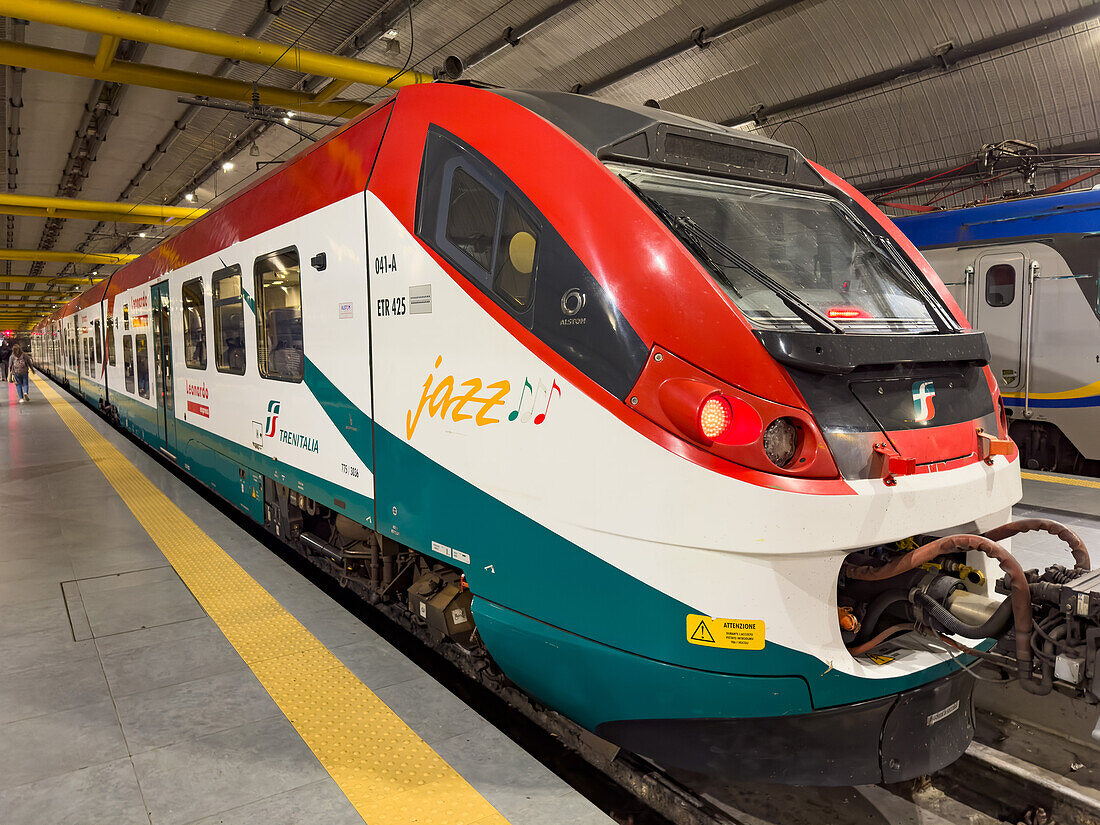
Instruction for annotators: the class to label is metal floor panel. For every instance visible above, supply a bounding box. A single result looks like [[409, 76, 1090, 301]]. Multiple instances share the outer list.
[[0, 377, 613, 825]]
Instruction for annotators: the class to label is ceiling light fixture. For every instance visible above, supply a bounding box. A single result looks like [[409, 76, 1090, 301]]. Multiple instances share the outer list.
[[222, 161, 234, 172], [184, 192, 195, 202]]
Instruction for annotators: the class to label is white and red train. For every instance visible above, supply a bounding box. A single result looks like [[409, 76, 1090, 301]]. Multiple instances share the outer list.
[[32, 83, 1094, 784]]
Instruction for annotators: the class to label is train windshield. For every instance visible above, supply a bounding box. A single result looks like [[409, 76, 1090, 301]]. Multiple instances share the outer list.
[[618, 165, 953, 334]]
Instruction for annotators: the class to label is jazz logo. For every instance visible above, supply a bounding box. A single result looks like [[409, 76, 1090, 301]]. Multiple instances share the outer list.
[[265, 400, 281, 438], [407, 356, 561, 440], [912, 380, 936, 423]]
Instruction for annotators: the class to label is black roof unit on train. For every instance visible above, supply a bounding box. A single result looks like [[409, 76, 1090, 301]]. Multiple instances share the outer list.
[[493, 89, 825, 189]]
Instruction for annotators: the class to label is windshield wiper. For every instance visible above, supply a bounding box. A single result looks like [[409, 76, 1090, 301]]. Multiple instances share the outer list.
[[619, 177, 743, 299], [621, 176, 842, 334], [828, 203, 958, 333]]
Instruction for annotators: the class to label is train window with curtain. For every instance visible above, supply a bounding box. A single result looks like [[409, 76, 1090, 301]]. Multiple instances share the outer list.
[[212, 265, 246, 375], [123, 334, 134, 392], [106, 316, 116, 366], [985, 264, 1016, 307], [94, 319, 103, 364], [182, 277, 207, 370], [135, 333, 149, 398], [253, 248, 304, 383]]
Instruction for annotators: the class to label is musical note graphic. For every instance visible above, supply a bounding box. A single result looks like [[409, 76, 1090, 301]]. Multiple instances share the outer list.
[[534, 380, 561, 425], [508, 378, 533, 422]]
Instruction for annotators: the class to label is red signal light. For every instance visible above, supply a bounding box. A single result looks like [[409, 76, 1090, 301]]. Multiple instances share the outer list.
[[658, 378, 762, 446], [699, 395, 732, 440], [826, 306, 870, 319]]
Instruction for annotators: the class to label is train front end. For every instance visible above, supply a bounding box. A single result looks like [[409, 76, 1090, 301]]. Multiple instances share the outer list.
[[379, 86, 1093, 787]]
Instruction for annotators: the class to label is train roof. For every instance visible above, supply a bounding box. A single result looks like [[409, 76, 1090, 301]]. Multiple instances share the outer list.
[[893, 187, 1100, 247], [491, 89, 822, 188], [33, 83, 818, 332]]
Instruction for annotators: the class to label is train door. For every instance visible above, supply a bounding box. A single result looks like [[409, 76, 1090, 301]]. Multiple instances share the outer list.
[[151, 281, 177, 455], [973, 251, 1026, 389]]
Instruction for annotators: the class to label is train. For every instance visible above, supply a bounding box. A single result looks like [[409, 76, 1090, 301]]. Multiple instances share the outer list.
[[30, 82, 1096, 786], [894, 190, 1100, 476]]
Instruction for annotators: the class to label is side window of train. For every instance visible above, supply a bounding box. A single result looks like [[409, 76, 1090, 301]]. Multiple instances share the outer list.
[[254, 248, 304, 383], [416, 126, 648, 398], [212, 265, 246, 375], [985, 263, 1016, 307], [182, 277, 207, 370], [135, 334, 150, 398], [123, 334, 135, 392], [106, 317, 116, 366], [417, 128, 541, 316], [94, 319, 103, 364]]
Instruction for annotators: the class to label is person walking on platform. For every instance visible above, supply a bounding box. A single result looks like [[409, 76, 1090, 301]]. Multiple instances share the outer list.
[[0, 338, 10, 382], [9, 344, 31, 403]]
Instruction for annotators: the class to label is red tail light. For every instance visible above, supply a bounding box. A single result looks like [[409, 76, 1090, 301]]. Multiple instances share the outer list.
[[699, 396, 731, 440], [629, 348, 839, 478], [657, 378, 762, 446]]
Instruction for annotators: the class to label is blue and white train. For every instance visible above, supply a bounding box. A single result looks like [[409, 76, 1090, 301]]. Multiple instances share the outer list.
[[895, 190, 1100, 476]]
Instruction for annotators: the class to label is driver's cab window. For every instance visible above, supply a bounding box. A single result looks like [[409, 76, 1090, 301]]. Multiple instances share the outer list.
[[415, 126, 648, 400], [422, 130, 540, 316]]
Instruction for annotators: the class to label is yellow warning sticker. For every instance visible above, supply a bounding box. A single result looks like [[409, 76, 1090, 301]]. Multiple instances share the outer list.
[[686, 614, 765, 650], [866, 654, 895, 666]]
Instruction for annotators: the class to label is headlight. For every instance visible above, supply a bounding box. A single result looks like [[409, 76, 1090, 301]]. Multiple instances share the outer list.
[[763, 418, 799, 467]]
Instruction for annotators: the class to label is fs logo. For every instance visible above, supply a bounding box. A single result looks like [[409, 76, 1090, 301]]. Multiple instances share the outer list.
[[264, 400, 280, 438], [912, 381, 937, 423]]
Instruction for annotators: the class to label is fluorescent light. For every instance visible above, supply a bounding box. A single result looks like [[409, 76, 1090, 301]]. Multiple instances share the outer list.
[[222, 161, 234, 172], [184, 192, 194, 202]]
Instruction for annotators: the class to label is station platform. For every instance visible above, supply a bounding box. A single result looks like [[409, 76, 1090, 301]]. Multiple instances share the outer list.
[[0, 376, 613, 825]]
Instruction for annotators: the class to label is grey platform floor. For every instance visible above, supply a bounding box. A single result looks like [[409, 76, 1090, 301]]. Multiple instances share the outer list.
[[0, 379, 612, 825]]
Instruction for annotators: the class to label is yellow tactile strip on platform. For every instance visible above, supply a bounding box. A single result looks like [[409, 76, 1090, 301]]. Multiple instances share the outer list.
[[1021, 471, 1100, 490], [33, 377, 508, 825]]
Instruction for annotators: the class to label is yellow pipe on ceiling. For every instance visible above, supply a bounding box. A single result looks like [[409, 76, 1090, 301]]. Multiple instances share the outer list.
[[0, 276, 105, 285], [93, 34, 119, 72], [0, 0, 432, 89], [0, 41, 370, 120], [0, 250, 139, 265], [0, 289, 80, 296], [1, 205, 194, 226], [0, 193, 205, 220]]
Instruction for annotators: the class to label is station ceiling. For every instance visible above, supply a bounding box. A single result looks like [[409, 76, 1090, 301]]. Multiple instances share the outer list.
[[2, 0, 1098, 328]]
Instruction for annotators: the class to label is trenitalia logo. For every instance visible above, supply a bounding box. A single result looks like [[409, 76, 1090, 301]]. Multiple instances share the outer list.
[[912, 381, 937, 423], [265, 400, 280, 438]]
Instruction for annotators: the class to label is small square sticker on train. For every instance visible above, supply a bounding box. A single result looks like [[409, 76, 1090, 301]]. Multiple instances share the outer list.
[[338, 301, 354, 319], [686, 615, 765, 650]]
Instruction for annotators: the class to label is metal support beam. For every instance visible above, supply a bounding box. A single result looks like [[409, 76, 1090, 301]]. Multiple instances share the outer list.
[[723, 2, 1100, 127], [577, 0, 807, 95], [93, 34, 119, 71], [311, 78, 353, 104], [465, 0, 584, 70], [0, 41, 371, 119], [0, 0, 432, 88], [0, 250, 138, 265]]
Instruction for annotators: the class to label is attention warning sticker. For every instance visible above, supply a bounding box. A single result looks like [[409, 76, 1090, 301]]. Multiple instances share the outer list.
[[686, 614, 765, 650]]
